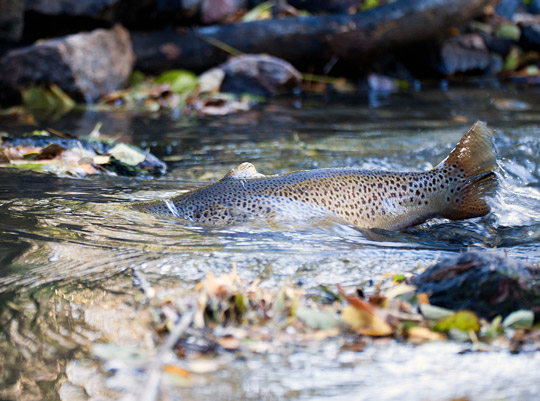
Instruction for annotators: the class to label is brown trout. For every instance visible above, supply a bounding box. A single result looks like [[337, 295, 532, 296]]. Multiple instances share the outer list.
[[135, 121, 497, 230]]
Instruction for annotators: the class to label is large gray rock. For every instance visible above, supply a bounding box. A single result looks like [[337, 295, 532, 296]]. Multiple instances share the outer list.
[[0, 25, 134, 103], [218, 54, 302, 97], [438, 34, 494, 75]]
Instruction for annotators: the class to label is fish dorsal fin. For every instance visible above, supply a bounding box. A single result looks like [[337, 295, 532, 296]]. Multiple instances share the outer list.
[[223, 162, 265, 180], [436, 121, 496, 177]]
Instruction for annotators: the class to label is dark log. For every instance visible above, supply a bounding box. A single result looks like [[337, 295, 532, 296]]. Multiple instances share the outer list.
[[132, 0, 498, 74], [0, 0, 24, 42]]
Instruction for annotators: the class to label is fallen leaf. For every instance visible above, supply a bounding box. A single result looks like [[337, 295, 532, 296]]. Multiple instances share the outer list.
[[155, 70, 199, 95], [495, 23, 521, 41], [198, 68, 225, 94], [188, 359, 220, 374], [502, 310, 534, 329], [420, 304, 454, 320], [417, 293, 430, 305], [242, 1, 273, 22], [384, 283, 416, 299], [408, 326, 445, 342], [108, 143, 146, 166], [341, 305, 393, 336], [93, 155, 111, 165], [434, 310, 480, 333], [296, 307, 338, 330], [164, 364, 191, 378], [217, 336, 241, 350]]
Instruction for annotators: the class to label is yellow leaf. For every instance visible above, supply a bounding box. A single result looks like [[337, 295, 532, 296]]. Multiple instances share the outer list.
[[341, 305, 393, 336]]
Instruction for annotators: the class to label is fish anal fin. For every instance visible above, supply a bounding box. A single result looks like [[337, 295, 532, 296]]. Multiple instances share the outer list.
[[223, 162, 265, 179], [441, 172, 497, 220]]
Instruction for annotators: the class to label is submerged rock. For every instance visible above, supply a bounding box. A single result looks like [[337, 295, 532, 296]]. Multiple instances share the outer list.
[[0, 25, 134, 103], [438, 34, 496, 75], [411, 252, 540, 319], [218, 54, 302, 97]]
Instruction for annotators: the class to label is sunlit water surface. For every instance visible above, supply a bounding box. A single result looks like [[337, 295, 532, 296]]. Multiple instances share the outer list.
[[1, 84, 540, 400]]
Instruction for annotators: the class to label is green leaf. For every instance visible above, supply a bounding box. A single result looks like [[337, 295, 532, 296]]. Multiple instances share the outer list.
[[235, 293, 246, 316], [433, 310, 480, 333], [360, 0, 380, 11], [526, 65, 540, 76], [21, 84, 75, 120], [4, 163, 55, 172], [447, 328, 470, 342], [129, 70, 145, 87], [31, 130, 50, 137], [108, 143, 146, 166], [481, 315, 503, 339], [296, 307, 337, 330], [503, 47, 520, 71], [502, 309, 534, 329], [242, 1, 273, 22], [495, 23, 521, 41], [155, 70, 199, 95], [420, 304, 454, 320]]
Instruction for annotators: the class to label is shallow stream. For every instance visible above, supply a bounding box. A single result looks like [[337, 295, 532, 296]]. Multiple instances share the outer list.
[[1, 84, 540, 400]]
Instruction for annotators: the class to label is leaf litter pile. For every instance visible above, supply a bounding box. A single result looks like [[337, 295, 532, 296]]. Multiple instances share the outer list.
[[90, 263, 540, 396], [0, 128, 166, 177]]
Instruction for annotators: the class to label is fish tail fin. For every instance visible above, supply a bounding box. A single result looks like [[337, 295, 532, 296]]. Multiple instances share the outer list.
[[436, 121, 498, 220]]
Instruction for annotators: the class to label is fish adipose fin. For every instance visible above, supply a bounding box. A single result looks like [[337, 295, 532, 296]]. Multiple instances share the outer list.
[[223, 162, 265, 179], [437, 121, 498, 220]]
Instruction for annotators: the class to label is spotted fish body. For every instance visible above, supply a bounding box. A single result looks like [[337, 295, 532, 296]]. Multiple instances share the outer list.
[[136, 121, 497, 230]]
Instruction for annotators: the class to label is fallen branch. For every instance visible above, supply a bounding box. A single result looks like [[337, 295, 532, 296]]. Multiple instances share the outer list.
[[140, 309, 194, 401], [132, 0, 498, 74]]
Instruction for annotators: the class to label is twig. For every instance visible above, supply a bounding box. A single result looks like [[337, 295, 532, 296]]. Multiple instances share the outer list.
[[132, 268, 156, 301], [140, 309, 195, 401], [196, 34, 243, 57]]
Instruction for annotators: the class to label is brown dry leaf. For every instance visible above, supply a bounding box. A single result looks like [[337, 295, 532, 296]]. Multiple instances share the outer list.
[[164, 364, 191, 378], [338, 286, 393, 336], [36, 144, 65, 160], [216, 336, 241, 350], [341, 305, 393, 336], [451, 115, 469, 123], [417, 293, 430, 305], [100, 89, 131, 104], [0, 149, 10, 162]]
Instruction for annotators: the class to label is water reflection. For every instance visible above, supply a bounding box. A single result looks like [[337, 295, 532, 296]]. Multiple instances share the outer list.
[[1, 85, 540, 400]]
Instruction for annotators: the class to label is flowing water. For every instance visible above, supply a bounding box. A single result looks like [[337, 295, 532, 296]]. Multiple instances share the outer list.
[[1, 83, 540, 400]]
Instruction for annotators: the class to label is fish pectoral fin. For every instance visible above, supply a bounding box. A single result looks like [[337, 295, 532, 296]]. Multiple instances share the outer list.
[[223, 162, 265, 180]]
